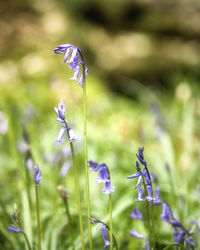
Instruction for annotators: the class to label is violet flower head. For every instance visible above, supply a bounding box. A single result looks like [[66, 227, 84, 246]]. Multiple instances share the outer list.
[[130, 230, 145, 239], [89, 218, 111, 248], [136, 147, 147, 166], [161, 202, 171, 222], [153, 186, 162, 206], [169, 218, 183, 228], [136, 185, 145, 201], [102, 180, 115, 195], [33, 165, 41, 186], [54, 44, 88, 88], [96, 163, 110, 183], [146, 185, 154, 201], [128, 208, 143, 220], [55, 99, 66, 123], [101, 225, 110, 248], [8, 226, 23, 233], [88, 160, 100, 172]]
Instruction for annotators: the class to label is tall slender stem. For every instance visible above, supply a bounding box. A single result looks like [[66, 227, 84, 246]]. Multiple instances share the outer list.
[[69, 142, 85, 250], [35, 186, 41, 250], [64, 199, 75, 250], [82, 54, 93, 250], [109, 195, 113, 250], [23, 232, 32, 250]]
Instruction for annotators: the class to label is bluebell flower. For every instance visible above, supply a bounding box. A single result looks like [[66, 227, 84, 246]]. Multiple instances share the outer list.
[[88, 160, 100, 172], [89, 161, 115, 195], [185, 237, 195, 248], [136, 147, 147, 166], [102, 180, 115, 194], [128, 208, 143, 220], [169, 218, 183, 228], [160, 202, 171, 222], [96, 163, 110, 183], [153, 186, 162, 206], [55, 99, 77, 144], [89, 218, 111, 248], [101, 225, 110, 248], [146, 185, 154, 201], [33, 165, 41, 186], [8, 226, 23, 233], [127, 172, 143, 189], [54, 44, 88, 88], [136, 186, 145, 201], [130, 230, 145, 239]]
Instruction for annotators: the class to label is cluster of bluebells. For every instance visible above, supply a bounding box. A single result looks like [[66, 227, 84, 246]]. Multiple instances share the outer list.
[[89, 218, 111, 248], [88, 160, 115, 194], [55, 99, 77, 144], [54, 44, 88, 88], [127, 147, 160, 203], [161, 202, 195, 248]]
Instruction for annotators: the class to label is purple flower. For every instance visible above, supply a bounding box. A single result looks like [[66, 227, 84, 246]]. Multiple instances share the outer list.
[[54, 44, 88, 88], [169, 218, 183, 228], [160, 202, 171, 222], [143, 169, 151, 185], [55, 99, 66, 123], [136, 186, 145, 201], [185, 237, 195, 248], [136, 147, 147, 166], [128, 208, 143, 220], [145, 241, 150, 250], [130, 230, 145, 239], [33, 165, 41, 186], [8, 226, 23, 233], [101, 225, 110, 248], [96, 163, 110, 183], [127, 172, 143, 189], [88, 160, 100, 172], [89, 218, 111, 248], [153, 186, 162, 206], [102, 180, 115, 195], [55, 100, 77, 144], [175, 230, 186, 243], [146, 185, 154, 201]]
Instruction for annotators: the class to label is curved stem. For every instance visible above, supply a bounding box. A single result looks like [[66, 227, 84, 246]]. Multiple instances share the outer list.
[[35, 186, 41, 250], [23, 232, 32, 250], [109, 195, 113, 250]]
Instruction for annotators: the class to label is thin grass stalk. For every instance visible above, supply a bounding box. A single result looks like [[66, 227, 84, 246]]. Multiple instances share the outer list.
[[109, 195, 113, 250], [23, 232, 32, 250], [64, 121, 85, 249], [151, 200, 156, 250], [64, 198, 75, 250], [35, 185, 41, 250], [81, 54, 93, 250]]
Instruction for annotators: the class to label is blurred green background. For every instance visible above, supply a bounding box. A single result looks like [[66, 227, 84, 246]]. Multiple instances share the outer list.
[[0, 0, 200, 249]]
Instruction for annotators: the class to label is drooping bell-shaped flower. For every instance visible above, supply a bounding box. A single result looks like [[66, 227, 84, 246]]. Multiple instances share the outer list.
[[128, 208, 143, 220], [136, 186, 145, 201], [96, 163, 110, 183], [101, 225, 110, 248], [102, 180, 115, 194]]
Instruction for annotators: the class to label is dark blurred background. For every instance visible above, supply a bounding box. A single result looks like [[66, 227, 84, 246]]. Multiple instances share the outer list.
[[1, 0, 200, 96]]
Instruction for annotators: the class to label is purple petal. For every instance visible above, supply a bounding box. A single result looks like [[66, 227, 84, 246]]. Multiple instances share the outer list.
[[101, 225, 110, 248], [127, 173, 140, 179], [130, 230, 145, 239], [102, 180, 115, 194], [97, 164, 109, 183], [64, 48, 71, 63], [8, 226, 23, 233], [135, 174, 142, 189], [128, 208, 143, 220], [56, 127, 67, 144], [88, 160, 100, 172]]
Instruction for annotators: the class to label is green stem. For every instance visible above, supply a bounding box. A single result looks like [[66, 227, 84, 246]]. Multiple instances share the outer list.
[[109, 195, 113, 250], [83, 65, 92, 250], [64, 199, 75, 250], [35, 185, 41, 250], [151, 200, 156, 250], [23, 232, 32, 250]]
